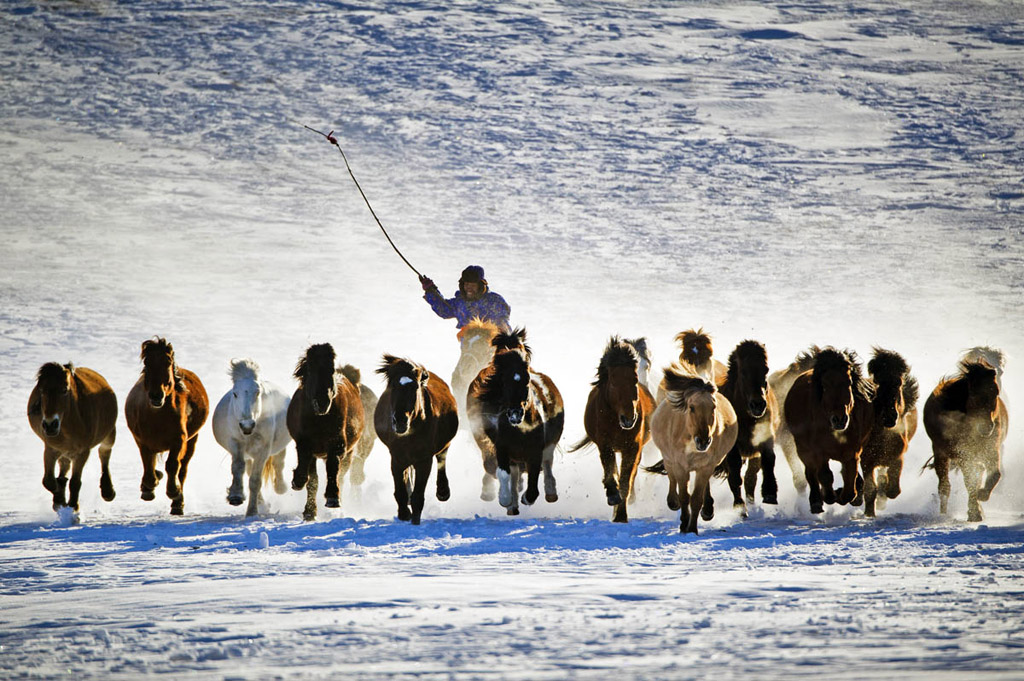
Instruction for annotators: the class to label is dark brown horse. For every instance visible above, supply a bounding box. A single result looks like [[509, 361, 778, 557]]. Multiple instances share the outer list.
[[923, 358, 1008, 522], [287, 343, 365, 521], [570, 337, 655, 523], [784, 347, 873, 514], [375, 355, 459, 524], [861, 348, 919, 517], [28, 363, 117, 512], [467, 328, 564, 515], [125, 338, 209, 515], [706, 340, 780, 519]]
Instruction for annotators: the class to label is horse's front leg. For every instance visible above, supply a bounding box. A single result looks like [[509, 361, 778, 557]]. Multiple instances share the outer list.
[[882, 455, 903, 501], [98, 427, 116, 502], [410, 456, 433, 525], [435, 446, 451, 502], [933, 448, 951, 515], [245, 450, 268, 518], [323, 443, 345, 508], [724, 446, 744, 512], [542, 444, 558, 503], [677, 470, 692, 534], [818, 461, 837, 505], [837, 456, 860, 506], [521, 451, 542, 507], [963, 460, 984, 522], [803, 459, 824, 514], [479, 438, 498, 502], [688, 473, 712, 535], [496, 449, 514, 510], [291, 440, 313, 491], [227, 441, 247, 507], [164, 432, 188, 500], [66, 452, 88, 512], [757, 443, 777, 505], [41, 446, 63, 509], [170, 436, 198, 515], [613, 445, 639, 523], [862, 463, 878, 518], [598, 445, 621, 506], [391, 457, 412, 521], [303, 458, 318, 521], [666, 467, 680, 511]]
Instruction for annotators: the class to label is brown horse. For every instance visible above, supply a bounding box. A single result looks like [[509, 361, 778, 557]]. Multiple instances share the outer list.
[[861, 348, 919, 517], [125, 338, 209, 515], [338, 363, 379, 497], [649, 366, 738, 534], [769, 346, 821, 494], [923, 358, 1008, 522], [570, 337, 655, 523], [656, 328, 727, 402], [287, 343, 365, 521], [707, 340, 780, 519], [467, 328, 564, 515], [28, 363, 117, 512], [452, 317, 502, 418], [375, 355, 459, 524], [784, 347, 873, 514]]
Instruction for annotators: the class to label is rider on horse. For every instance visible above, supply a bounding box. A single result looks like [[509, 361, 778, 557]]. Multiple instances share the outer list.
[[420, 265, 511, 333]]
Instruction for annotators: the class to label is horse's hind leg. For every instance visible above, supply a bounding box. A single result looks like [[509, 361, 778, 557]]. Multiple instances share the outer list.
[[271, 449, 288, 495], [818, 463, 837, 505], [435, 447, 451, 502], [303, 459, 319, 521], [977, 452, 1001, 503], [98, 427, 115, 502], [410, 457, 433, 525], [863, 464, 878, 518], [777, 425, 806, 494], [542, 445, 558, 504]]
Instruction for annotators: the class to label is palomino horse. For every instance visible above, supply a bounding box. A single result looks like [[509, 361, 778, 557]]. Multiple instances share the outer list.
[[861, 348, 918, 517], [707, 340, 780, 519], [212, 359, 291, 517], [784, 347, 873, 514], [28, 362, 117, 512], [923, 358, 1008, 522], [768, 346, 820, 494], [375, 355, 459, 524], [649, 366, 738, 534], [338, 363, 379, 497], [125, 338, 209, 515], [287, 343, 365, 521], [467, 328, 563, 515], [656, 329, 727, 402], [452, 317, 502, 418], [570, 336, 655, 523]]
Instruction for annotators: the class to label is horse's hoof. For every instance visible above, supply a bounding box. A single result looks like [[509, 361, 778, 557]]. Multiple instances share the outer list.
[[612, 514, 628, 524], [170, 506, 184, 516], [166, 483, 181, 500], [101, 486, 116, 502], [668, 500, 680, 512], [734, 504, 748, 519], [274, 481, 288, 495], [810, 503, 824, 514], [701, 508, 714, 522], [436, 487, 451, 502], [227, 494, 244, 506], [411, 516, 421, 526], [302, 511, 316, 522], [977, 489, 992, 502], [606, 491, 622, 506], [762, 494, 778, 505], [481, 489, 496, 502], [545, 493, 558, 503], [141, 489, 155, 502], [865, 508, 876, 518], [324, 497, 340, 508], [521, 491, 538, 506], [155, 470, 164, 481], [507, 507, 520, 516], [291, 479, 305, 492], [397, 507, 412, 521]]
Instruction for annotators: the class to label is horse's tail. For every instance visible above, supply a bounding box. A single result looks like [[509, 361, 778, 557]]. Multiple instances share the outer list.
[[643, 459, 667, 475], [263, 457, 277, 488], [568, 435, 593, 453], [713, 458, 730, 479], [339, 363, 361, 385]]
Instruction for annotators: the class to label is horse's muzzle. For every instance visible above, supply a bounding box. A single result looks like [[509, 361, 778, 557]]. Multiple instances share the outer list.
[[148, 393, 165, 408], [881, 410, 899, 429], [694, 435, 712, 452], [239, 421, 256, 436], [619, 413, 638, 430], [393, 415, 410, 436], [42, 417, 61, 437], [311, 400, 330, 417], [830, 414, 850, 431], [748, 398, 768, 419], [507, 409, 524, 426]]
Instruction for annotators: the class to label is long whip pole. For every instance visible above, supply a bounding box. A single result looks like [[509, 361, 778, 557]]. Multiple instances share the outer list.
[[304, 125, 423, 278]]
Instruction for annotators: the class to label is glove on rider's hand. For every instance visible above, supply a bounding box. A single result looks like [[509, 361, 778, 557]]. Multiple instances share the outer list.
[[419, 275, 436, 292]]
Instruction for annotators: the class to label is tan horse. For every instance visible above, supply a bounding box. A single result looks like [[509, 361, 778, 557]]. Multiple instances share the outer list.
[[452, 317, 502, 418], [923, 359, 1008, 522], [656, 329, 727, 403], [125, 338, 209, 515], [650, 366, 738, 534], [28, 362, 117, 512]]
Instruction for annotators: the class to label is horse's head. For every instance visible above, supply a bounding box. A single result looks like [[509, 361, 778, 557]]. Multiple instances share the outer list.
[[812, 348, 870, 432], [676, 329, 713, 368], [728, 340, 770, 418], [294, 343, 337, 417], [664, 367, 718, 452], [491, 327, 532, 362], [140, 337, 180, 409], [962, 361, 1000, 436], [596, 337, 641, 430], [377, 355, 429, 436], [229, 359, 263, 435], [34, 362, 74, 437], [490, 350, 533, 427], [868, 349, 917, 429]]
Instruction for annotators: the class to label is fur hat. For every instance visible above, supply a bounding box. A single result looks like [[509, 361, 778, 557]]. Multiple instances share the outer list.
[[459, 265, 488, 296]]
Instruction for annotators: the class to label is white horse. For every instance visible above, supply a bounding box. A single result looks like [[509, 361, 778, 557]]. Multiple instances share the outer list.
[[212, 359, 291, 517]]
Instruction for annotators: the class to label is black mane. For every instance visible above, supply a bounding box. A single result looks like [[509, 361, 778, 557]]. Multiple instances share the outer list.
[[294, 343, 336, 383], [936, 361, 998, 412], [812, 347, 874, 402], [491, 327, 531, 362], [724, 340, 767, 389], [593, 336, 639, 387], [868, 348, 919, 407]]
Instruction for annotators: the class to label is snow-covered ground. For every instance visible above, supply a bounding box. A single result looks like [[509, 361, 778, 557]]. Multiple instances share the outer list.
[[2, 1, 1023, 678]]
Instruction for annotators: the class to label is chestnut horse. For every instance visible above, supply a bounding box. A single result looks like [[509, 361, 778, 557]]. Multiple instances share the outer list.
[[570, 336, 655, 523], [467, 328, 564, 515], [338, 363, 379, 497], [287, 343, 364, 521], [125, 338, 209, 515], [375, 355, 459, 524], [452, 317, 502, 418], [707, 340, 780, 519], [649, 366, 738, 534], [28, 363, 117, 512], [784, 347, 873, 514], [212, 359, 291, 517], [923, 358, 1008, 522], [656, 329, 727, 402], [768, 346, 820, 494], [861, 348, 919, 517]]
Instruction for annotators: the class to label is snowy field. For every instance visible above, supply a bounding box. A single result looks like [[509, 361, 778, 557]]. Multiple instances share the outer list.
[[2, 0, 1024, 678]]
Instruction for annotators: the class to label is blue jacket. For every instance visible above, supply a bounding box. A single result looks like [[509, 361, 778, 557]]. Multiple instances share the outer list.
[[424, 288, 511, 331]]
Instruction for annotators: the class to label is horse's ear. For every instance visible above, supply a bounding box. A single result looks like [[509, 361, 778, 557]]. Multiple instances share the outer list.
[[419, 369, 429, 386]]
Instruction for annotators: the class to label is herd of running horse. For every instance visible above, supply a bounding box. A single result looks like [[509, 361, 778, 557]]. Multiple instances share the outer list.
[[26, 321, 1008, 533]]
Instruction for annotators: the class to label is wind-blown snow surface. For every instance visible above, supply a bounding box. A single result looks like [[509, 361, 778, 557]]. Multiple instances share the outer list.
[[2, 1, 1023, 678]]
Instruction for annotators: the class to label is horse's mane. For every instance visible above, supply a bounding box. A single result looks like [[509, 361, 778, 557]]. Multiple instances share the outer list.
[[37, 361, 73, 384], [294, 343, 336, 382], [662, 364, 716, 410], [624, 337, 650, 364], [376, 354, 421, 385], [868, 348, 919, 407], [141, 337, 185, 391], [593, 336, 639, 387], [675, 328, 713, 367], [788, 345, 822, 374], [229, 358, 260, 383], [457, 317, 501, 342], [934, 361, 998, 412], [339, 364, 362, 386], [724, 340, 767, 387], [961, 346, 1005, 375], [472, 350, 528, 404], [491, 327, 532, 361], [812, 347, 874, 402]]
